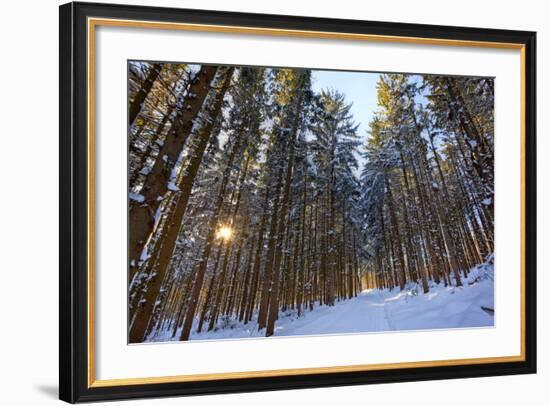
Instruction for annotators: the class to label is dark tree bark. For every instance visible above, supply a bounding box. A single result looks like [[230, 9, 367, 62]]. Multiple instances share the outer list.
[[129, 67, 233, 343], [129, 66, 218, 278], [129, 63, 162, 126], [265, 88, 304, 337]]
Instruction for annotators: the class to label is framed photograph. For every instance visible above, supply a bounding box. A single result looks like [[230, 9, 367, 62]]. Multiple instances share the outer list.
[[59, 1, 536, 403]]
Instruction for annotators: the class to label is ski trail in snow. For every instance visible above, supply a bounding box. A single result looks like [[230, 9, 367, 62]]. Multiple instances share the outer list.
[[381, 291, 397, 331], [273, 290, 391, 337]]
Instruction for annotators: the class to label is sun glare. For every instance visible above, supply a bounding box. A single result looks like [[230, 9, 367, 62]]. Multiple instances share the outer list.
[[216, 226, 233, 240]]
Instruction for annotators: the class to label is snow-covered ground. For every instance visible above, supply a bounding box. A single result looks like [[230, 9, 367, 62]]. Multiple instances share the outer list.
[[146, 258, 494, 343]]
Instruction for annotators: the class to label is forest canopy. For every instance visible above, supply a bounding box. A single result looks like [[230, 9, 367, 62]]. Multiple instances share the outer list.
[[127, 62, 494, 343]]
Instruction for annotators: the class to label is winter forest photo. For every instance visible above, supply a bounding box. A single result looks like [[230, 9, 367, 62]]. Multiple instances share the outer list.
[[128, 62, 495, 344]]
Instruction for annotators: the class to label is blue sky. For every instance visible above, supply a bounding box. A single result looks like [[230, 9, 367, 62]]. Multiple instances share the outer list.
[[311, 70, 381, 173], [311, 70, 381, 143]]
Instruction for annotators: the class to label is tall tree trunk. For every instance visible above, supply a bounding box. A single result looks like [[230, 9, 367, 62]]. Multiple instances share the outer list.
[[265, 88, 304, 337], [296, 168, 307, 316], [129, 63, 162, 126], [384, 174, 407, 289], [257, 163, 284, 329], [245, 187, 270, 324], [128, 66, 218, 277], [128, 67, 233, 343], [196, 241, 223, 333]]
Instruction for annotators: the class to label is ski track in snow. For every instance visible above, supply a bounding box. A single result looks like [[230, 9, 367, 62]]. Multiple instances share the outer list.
[[146, 259, 494, 343], [274, 290, 391, 337]]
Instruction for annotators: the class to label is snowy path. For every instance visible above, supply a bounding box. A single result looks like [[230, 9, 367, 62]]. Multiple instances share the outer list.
[[274, 290, 391, 337], [147, 260, 494, 343]]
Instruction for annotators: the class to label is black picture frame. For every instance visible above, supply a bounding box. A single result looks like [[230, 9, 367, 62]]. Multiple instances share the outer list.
[[59, 1, 537, 403]]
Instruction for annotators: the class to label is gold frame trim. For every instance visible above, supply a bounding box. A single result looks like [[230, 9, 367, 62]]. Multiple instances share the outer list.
[[87, 17, 527, 388]]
